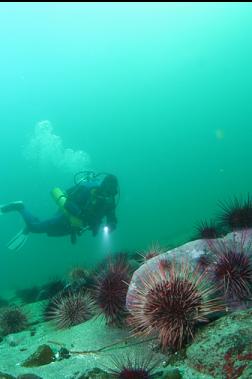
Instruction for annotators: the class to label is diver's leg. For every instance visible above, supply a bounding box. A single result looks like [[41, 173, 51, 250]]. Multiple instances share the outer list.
[[20, 209, 72, 236], [43, 215, 73, 237], [0, 203, 46, 233], [2, 202, 73, 237], [19, 207, 49, 233], [6, 213, 73, 251]]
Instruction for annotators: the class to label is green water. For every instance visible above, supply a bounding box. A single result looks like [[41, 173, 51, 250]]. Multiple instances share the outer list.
[[1, 2, 252, 290]]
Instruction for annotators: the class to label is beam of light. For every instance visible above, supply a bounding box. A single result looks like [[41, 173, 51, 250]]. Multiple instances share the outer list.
[[103, 226, 109, 235], [101, 225, 111, 252]]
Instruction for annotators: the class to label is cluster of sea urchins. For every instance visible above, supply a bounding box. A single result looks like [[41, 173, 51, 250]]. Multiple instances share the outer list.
[[196, 195, 252, 240], [93, 254, 132, 327], [127, 196, 252, 351], [128, 260, 224, 351], [194, 196, 252, 306], [43, 254, 132, 330]]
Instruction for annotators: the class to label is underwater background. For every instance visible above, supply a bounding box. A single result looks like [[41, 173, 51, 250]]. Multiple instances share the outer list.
[[0, 2, 252, 291]]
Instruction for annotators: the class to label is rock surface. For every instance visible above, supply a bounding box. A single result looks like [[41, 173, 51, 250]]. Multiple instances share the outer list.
[[186, 308, 252, 378]]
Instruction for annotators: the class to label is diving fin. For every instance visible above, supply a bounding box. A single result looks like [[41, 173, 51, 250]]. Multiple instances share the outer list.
[[7, 228, 29, 252]]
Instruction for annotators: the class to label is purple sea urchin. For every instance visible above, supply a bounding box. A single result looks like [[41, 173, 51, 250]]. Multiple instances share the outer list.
[[0, 307, 28, 335], [46, 291, 95, 329], [128, 261, 224, 351], [93, 254, 131, 326]]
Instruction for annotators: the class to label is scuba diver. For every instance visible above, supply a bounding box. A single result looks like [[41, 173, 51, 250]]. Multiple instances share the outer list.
[[0, 172, 118, 251]]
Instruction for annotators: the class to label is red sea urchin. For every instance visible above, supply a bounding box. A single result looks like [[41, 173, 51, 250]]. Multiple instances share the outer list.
[[139, 242, 164, 262], [207, 233, 252, 303], [0, 306, 28, 335], [46, 291, 95, 329], [128, 261, 224, 351], [195, 220, 220, 240], [109, 353, 159, 379], [218, 195, 252, 231], [93, 254, 131, 326]]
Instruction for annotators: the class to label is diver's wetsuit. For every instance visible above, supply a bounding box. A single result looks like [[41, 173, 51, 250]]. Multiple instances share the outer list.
[[19, 181, 117, 242], [20, 208, 73, 236]]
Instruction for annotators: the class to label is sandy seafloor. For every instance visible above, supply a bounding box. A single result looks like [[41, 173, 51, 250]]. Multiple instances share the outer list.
[[0, 293, 213, 379]]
